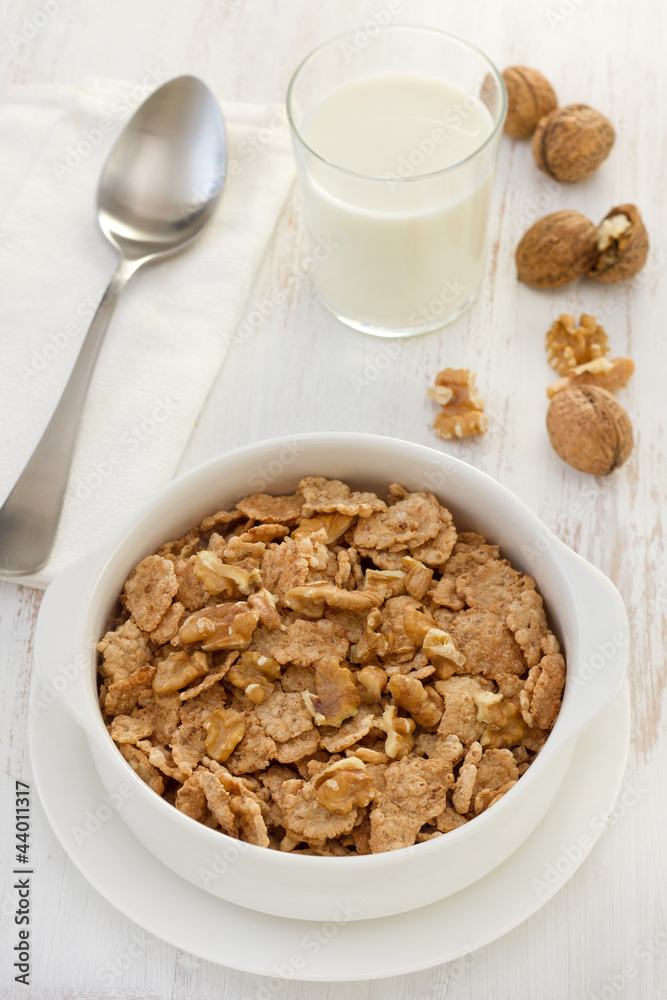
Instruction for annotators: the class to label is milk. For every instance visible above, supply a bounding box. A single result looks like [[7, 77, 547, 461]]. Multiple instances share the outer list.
[[298, 73, 496, 333]]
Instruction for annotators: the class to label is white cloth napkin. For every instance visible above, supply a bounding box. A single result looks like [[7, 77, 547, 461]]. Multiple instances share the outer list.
[[0, 78, 295, 589]]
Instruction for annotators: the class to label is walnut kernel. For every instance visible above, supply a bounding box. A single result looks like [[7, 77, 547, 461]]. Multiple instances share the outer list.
[[588, 204, 649, 283], [377, 705, 416, 759], [193, 551, 261, 597], [545, 313, 609, 375], [313, 758, 375, 815], [356, 665, 388, 703], [427, 368, 489, 440], [302, 657, 361, 727], [203, 708, 246, 762], [178, 602, 259, 651], [547, 356, 635, 399], [226, 651, 281, 704]]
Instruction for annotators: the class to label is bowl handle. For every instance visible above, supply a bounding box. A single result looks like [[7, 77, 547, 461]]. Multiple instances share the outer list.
[[33, 553, 102, 741], [556, 543, 629, 740]]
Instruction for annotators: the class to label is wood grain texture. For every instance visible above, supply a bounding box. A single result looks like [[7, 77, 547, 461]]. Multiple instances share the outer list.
[[1, 0, 665, 997]]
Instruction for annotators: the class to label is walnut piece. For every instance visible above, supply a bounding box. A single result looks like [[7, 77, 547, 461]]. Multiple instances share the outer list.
[[377, 705, 416, 759], [193, 551, 261, 597], [203, 708, 247, 762], [356, 665, 388, 703], [402, 606, 438, 647], [545, 313, 610, 376], [427, 369, 489, 440], [402, 556, 434, 601], [531, 104, 615, 183], [547, 385, 633, 475], [422, 627, 467, 679], [178, 602, 259, 651], [153, 651, 208, 695], [284, 582, 381, 619], [292, 512, 355, 545], [363, 569, 406, 600], [547, 356, 635, 399], [502, 66, 557, 139], [302, 657, 361, 727], [516, 210, 598, 289], [246, 587, 283, 630], [226, 651, 281, 703], [350, 609, 391, 663], [474, 691, 527, 749], [388, 674, 443, 728], [312, 758, 375, 815]]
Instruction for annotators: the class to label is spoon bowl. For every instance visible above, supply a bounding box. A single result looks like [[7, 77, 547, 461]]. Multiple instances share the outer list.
[[98, 75, 226, 260], [0, 75, 227, 575]]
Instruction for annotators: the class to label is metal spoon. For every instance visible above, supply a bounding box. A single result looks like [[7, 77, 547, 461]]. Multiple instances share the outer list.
[[0, 75, 227, 575]]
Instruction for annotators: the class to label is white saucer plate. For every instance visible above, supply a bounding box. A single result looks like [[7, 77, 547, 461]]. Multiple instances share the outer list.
[[29, 681, 630, 982]]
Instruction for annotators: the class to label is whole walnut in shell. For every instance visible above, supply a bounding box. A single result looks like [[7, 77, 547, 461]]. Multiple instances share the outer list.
[[516, 210, 597, 288], [532, 104, 615, 182], [589, 204, 649, 283], [502, 66, 558, 139], [546, 385, 633, 476]]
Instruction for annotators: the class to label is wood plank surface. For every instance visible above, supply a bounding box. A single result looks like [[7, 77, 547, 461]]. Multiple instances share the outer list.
[[0, 0, 665, 997]]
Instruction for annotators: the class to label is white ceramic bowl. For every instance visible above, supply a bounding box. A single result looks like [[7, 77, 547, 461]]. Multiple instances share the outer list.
[[34, 433, 628, 921]]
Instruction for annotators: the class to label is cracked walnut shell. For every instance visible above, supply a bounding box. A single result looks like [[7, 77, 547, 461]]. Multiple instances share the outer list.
[[532, 104, 615, 183], [589, 204, 649, 283], [502, 66, 557, 139], [516, 210, 598, 288], [547, 385, 633, 475]]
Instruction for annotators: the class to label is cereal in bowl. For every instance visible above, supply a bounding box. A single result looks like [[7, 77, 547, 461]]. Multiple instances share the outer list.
[[97, 477, 565, 855]]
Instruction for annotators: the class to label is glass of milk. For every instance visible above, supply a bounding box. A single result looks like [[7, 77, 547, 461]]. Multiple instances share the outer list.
[[287, 26, 507, 337]]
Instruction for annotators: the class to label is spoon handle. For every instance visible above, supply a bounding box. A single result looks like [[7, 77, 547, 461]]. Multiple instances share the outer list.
[[0, 261, 134, 575]]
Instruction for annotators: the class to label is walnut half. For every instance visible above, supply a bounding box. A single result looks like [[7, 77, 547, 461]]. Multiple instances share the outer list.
[[203, 708, 246, 762], [302, 657, 361, 728], [428, 369, 489, 440], [312, 758, 375, 815], [178, 602, 259, 651]]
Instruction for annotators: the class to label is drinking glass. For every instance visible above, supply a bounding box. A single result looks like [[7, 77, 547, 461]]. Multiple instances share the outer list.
[[287, 25, 507, 337]]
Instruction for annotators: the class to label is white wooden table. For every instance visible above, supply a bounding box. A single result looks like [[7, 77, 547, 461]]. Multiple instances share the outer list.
[[1, 0, 665, 996]]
